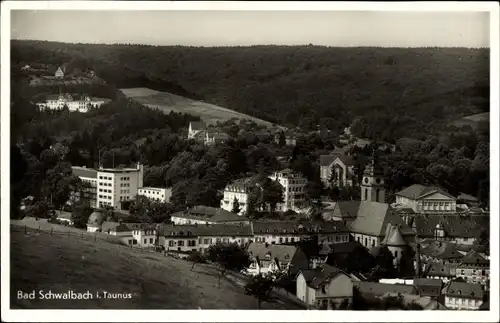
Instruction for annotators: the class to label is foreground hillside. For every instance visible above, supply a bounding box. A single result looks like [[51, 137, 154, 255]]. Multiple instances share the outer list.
[[10, 229, 297, 309], [120, 87, 275, 127], [11, 40, 489, 139]]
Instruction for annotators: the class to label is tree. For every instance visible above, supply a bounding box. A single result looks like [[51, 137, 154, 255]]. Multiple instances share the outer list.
[[71, 202, 94, 229], [244, 273, 276, 309], [187, 250, 206, 271], [368, 246, 396, 280], [475, 229, 489, 255], [206, 242, 251, 287], [231, 197, 241, 214], [278, 131, 286, 147]]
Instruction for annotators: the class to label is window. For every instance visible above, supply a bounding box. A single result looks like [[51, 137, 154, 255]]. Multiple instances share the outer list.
[[144, 239, 147, 244], [178, 240, 184, 246], [203, 238, 211, 244], [149, 238, 153, 244], [168, 241, 174, 247], [188, 240, 196, 247], [279, 237, 283, 243]]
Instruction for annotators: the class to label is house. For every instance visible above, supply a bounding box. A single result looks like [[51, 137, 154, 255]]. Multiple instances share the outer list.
[[457, 193, 480, 208], [187, 121, 206, 140], [205, 130, 229, 145], [455, 250, 489, 285], [319, 155, 356, 188], [37, 94, 110, 113], [411, 215, 489, 245], [162, 223, 253, 254], [296, 264, 354, 309], [442, 281, 484, 310], [55, 66, 65, 78], [413, 278, 442, 298], [423, 262, 458, 283], [395, 184, 457, 213], [252, 220, 308, 245], [321, 201, 360, 226], [137, 187, 172, 203], [381, 292, 446, 310], [170, 206, 250, 225], [353, 281, 417, 298], [420, 240, 465, 266], [220, 176, 259, 215], [274, 131, 298, 146], [246, 242, 309, 277], [269, 169, 308, 212], [55, 210, 73, 226]]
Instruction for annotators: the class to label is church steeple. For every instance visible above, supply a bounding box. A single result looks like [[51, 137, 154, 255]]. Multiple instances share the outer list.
[[361, 148, 385, 202]]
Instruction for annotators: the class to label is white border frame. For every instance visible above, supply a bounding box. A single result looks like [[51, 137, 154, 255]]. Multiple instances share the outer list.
[[1, 1, 498, 322]]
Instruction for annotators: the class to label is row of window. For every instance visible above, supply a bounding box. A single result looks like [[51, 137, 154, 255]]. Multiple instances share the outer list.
[[99, 182, 112, 187], [120, 189, 130, 194], [119, 196, 131, 201], [120, 176, 131, 181], [99, 201, 111, 207], [98, 195, 112, 200], [99, 188, 112, 193], [99, 176, 112, 180], [287, 186, 304, 192], [120, 183, 130, 187]]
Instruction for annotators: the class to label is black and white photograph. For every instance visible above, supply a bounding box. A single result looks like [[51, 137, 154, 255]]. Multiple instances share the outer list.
[[1, 1, 498, 322]]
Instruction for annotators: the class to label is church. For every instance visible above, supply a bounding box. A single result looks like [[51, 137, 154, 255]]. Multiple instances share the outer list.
[[345, 154, 415, 261]]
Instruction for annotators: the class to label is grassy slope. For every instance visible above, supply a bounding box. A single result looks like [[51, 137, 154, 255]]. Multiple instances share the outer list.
[[10, 228, 297, 309], [120, 87, 276, 127]]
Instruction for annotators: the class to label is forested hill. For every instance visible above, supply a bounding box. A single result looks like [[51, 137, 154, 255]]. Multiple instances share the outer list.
[[11, 40, 489, 141]]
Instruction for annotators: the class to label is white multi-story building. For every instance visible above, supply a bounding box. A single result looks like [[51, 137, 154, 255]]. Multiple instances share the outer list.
[[220, 176, 259, 215], [37, 94, 109, 113], [72, 163, 144, 210], [137, 187, 172, 203], [442, 281, 484, 310], [269, 169, 307, 212]]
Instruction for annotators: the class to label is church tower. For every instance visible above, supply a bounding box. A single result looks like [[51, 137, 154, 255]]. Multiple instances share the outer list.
[[361, 150, 385, 203]]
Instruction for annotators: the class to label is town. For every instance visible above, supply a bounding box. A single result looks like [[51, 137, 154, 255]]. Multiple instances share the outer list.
[[9, 18, 490, 312]]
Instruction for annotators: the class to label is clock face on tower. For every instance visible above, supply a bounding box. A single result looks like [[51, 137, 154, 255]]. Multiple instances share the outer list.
[[364, 177, 369, 184]]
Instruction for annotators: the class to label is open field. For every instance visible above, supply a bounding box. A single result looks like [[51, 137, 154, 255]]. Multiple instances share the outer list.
[[120, 87, 276, 127], [10, 225, 301, 309]]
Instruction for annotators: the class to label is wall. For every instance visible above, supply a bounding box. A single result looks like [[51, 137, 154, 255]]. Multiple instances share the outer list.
[[220, 190, 249, 215], [456, 267, 490, 285], [353, 233, 381, 249], [315, 274, 353, 309], [138, 187, 169, 203], [445, 296, 482, 310], [254, 234, 305, 245]]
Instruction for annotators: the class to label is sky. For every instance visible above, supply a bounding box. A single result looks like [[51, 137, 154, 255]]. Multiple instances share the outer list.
[[10, 10, 490, 48]]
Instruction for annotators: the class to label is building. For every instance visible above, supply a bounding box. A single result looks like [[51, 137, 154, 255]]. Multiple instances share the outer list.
[[410, 214, 488, 245], [205, 131, 230, 145], [137, 187, 172, 203], [360, 156, 385, 203], [187, 121, 206, 140], [170, 206, 250, 225], [442, 281, 484, 310], [55, 66, 65, 78], [413, 278, 443, 298], [71, 166, 98, 208], [457, 193, 481, 208], [72, 163, 144, 210], [86, 210, 105, 232], [395, 184, 457, 213], [162, 223, 253, 254], [321, 201, 360, 226], [269, 169, 307, 212], [275, 131, 298, 146], [246, 242, 309, 277], [296, 265, 354, 309], [420, 241, 465, 266], [319, 155, 356, 188], [455, 250, 489, 285], [100, 222, 160, 247], [220, 176, 259, 215], [353, 281, 417, 298], [37, 94, 109, 113], [422, 263, 458, 283], [252, 220, 308, 245]]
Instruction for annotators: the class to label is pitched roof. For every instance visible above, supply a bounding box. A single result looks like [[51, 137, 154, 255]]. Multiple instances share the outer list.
[[350, 201, 413, 237], [162, 223, 253, 237], [299, 265, 345, 289], [252, 220, 298, 235], [72, 166, 97, 179], [382, 224, 407, 246], [457, 193, 479, 202], [420, 241, 464, 260], [101, 221, 120, 232], [413, 214, 488, 239], [354, 281, 417, 296], [319, 155, 337, 167], [189, 121, 206, 131], [442, 281, 483, 300], [328, 201, 361, 219], [459, 250, 489, 267], [413, 278, 442, 297], [396, 184, 456, 200], [173, 206, 248, 223], [225, 176, 260, 193], [247, 242, 299, 264], [424, 263, 457, 277], [335, 155, 356, 167]]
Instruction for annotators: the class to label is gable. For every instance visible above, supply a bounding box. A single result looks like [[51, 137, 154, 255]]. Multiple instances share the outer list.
[[419, 192, 455, 201]]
